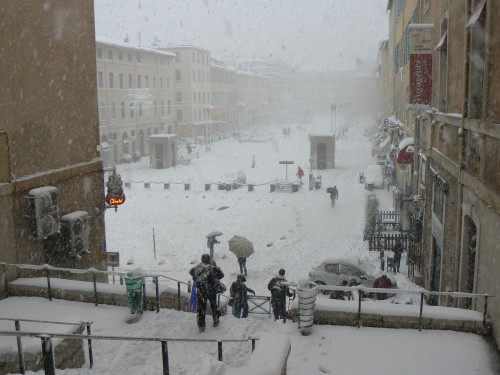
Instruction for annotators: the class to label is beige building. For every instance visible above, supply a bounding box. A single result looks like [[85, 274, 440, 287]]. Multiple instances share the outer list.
[[159, 46, 212, 140], [0, 0, 107, 291], [384, 0, 500, 348], [96, 39, 176, 166], [210, 59, 237, 136]]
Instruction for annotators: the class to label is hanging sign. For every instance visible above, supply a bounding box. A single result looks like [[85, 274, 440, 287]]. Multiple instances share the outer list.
[[409, 25, 433, 105]]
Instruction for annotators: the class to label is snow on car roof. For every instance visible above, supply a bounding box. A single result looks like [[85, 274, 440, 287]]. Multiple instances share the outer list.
[[321, 257, 361, 266]]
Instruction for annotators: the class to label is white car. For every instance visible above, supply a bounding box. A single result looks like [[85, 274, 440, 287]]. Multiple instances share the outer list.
[[308, 257, 397, 293]]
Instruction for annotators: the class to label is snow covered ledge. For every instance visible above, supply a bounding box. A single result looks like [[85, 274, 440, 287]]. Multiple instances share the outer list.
[[225, 334, 291, 375]]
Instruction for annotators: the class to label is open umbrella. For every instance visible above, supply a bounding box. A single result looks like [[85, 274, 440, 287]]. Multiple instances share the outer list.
[[228, 235, 254, 257], [206, 230, 223, 238]]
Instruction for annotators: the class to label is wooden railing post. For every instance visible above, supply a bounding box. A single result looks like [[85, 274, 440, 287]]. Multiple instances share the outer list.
[[93, 272, 98, 306], [40, 335, 55, 375], [155, 276, 160, 313], [15, 320, 25, 374], [161, 340, 169, 375], [218, 341, 223, 361], [45, 269, 52, 301], [418, 292, 424, 331]]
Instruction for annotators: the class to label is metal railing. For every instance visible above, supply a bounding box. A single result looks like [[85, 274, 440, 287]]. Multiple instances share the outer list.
[[0, 318, 93, 374], [1, 262, 191, 312], [314, 284, 493, 331], [0, 330, 258, 375]]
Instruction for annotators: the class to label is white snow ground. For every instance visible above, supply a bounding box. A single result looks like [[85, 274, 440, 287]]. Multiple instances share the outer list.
[[1, 115, 498, 374]]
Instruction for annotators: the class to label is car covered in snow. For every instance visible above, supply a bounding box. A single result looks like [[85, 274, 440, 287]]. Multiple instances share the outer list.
[[308, 257, 397, 292]]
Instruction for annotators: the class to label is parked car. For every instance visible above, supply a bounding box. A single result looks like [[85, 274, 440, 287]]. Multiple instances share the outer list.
[[121, 154, 132, 164], [308, 257, 397, 294]]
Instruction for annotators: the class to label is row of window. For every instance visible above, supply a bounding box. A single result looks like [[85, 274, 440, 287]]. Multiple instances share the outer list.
[[174, 50, 209, 65], [98, 71, 171, 90], [97, 46, 171, 66], [99, 100, 171, 120]]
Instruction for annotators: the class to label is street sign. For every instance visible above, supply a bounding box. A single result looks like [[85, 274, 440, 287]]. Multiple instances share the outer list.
[[279, 161, 295, 164], [106, 251, 120, 267]]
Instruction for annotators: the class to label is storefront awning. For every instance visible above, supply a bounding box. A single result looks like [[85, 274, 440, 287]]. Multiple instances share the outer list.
[[435, 32, 447, 51], [379, 136, 391, 149], [466, 0, 486, 28], [396, 137, 414, 164]]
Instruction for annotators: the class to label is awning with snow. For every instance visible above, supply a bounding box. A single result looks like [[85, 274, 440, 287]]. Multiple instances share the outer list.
[[396, 137, 414, 164], [435, 32, 447, 51], [379, 136, 391, 149], [466, 0, 486, 28]]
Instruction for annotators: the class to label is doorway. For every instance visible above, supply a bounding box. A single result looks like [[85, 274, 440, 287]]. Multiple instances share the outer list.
[[317, 143, 326, 169], [155, 143, 164, 169], [430, 238, 441, 306]]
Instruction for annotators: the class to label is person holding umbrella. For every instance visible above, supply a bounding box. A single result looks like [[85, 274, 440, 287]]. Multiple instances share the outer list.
[[206, 231, 222, 260], [238, 256, 247, 276], [228, 235, 254, 276]]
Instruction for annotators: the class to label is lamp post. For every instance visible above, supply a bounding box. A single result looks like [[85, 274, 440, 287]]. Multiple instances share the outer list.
[[330, 104, 337, 135], [205, 105, 214, 152]]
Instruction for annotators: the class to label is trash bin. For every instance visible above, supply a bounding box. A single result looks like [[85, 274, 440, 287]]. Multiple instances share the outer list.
[[292, 184, 299, 192], [125, 271, 144, 314]]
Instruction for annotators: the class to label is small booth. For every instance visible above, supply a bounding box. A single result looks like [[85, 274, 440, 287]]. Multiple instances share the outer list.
[[148, 134, 177, 169], [309, 134, 335, 170]]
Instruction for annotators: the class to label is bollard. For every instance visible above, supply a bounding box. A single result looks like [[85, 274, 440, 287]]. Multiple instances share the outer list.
[[125, 182, 131, 188], [163, 183, 170, 189], [270, 184, 276, 192], [248, 184, 254, 192], [205, 184, 211, 191], [292, 184, 299, 192], [144, 182, 150, 189], [218, 183, 225, 190], [297, 280, 318, 336], [225, 184, 232, 191], [184, 183, 190, 190]]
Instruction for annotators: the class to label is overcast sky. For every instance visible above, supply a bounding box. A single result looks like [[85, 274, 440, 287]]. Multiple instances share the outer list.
[[94, 0, 389, 71]]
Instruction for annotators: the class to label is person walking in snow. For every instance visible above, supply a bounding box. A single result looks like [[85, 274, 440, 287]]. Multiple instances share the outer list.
[[392, 239, 403, 273], [207, 235, 220, 260], [238, 256, 247, 276], [230, 275, 255, 318], [268, 269, 294, 322], [189, 254, 224, 332], [296, 166, 305, 184], [329, 186, 339, 207]]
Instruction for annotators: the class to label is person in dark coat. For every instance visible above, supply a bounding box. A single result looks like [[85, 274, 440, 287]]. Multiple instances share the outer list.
[[329, 186, 339, 207], [207, 236, 220, 259], [393, 239, 403, 273], [372, 274, 392, 300], [267, 269, 294, 322], [238, 256, 247, 276], [189, 254, 224, 332], [230, 275, 255, 318], [329, 280, 349, 300]]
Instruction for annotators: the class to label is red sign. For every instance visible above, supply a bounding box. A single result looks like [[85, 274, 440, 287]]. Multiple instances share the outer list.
[[410, 54, 432, 105], [106, 193, 125, 206], [410, 27, 433, 105]]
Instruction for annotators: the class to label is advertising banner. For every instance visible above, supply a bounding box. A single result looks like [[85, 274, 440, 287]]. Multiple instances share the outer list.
[[409, 27, 433, 105]]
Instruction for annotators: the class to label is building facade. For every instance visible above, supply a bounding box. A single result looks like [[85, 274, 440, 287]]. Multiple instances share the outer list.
[[384, 0, 500, 348], [96, 39, 176, 166], [0, 0, 107, 291]]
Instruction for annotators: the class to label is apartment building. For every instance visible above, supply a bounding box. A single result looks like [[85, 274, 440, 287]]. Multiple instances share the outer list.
[[158, 46, 212, 140], [384, 0, 500, 348], [210, 58, 237, 136], [0, 0, 106, 291], [96, 39, 176, 166]]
